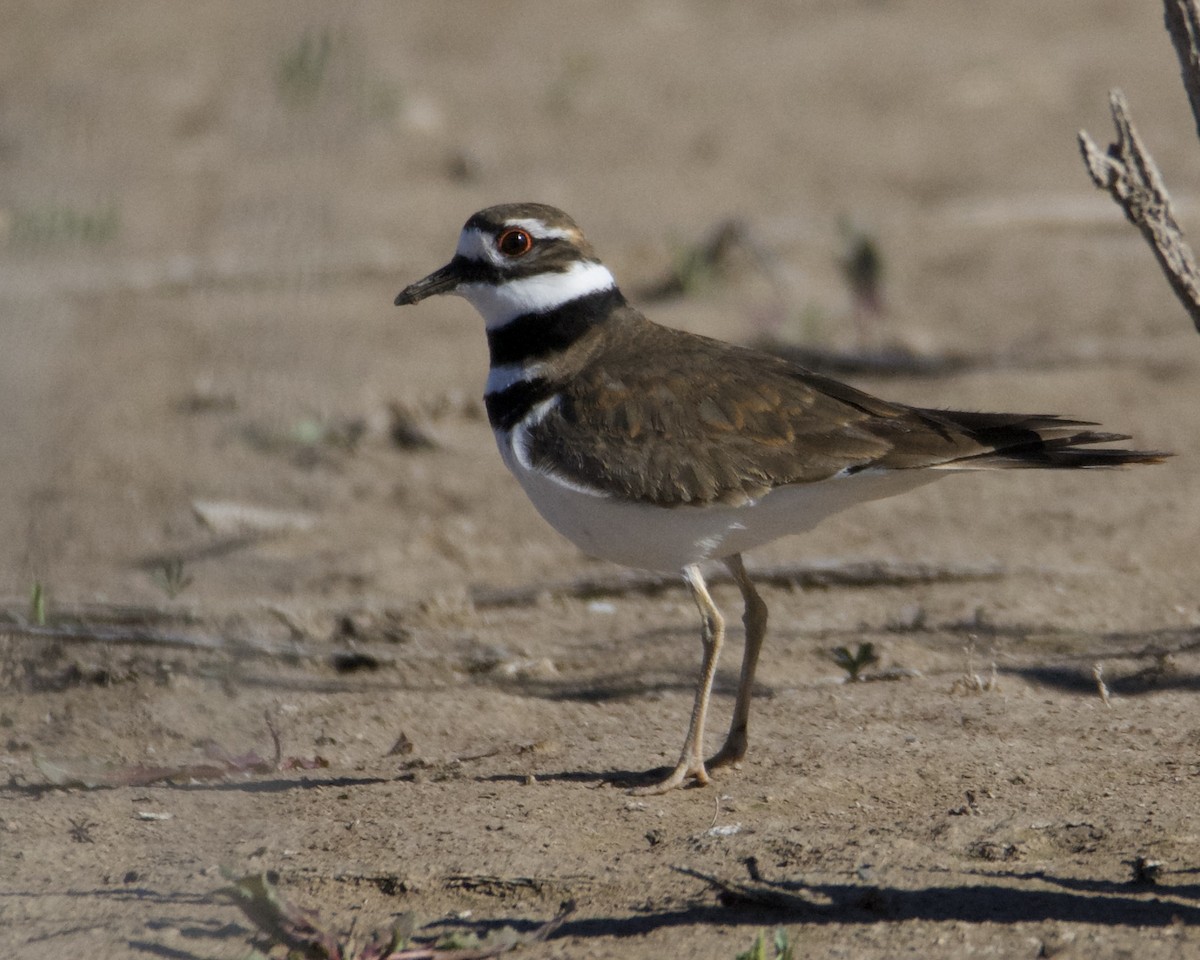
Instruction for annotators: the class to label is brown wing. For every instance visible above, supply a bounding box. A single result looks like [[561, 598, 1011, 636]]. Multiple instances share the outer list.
[[520, 314, 1008, 507]]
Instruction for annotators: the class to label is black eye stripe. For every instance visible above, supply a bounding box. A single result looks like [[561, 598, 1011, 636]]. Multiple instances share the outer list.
[[450, 244, 593, 283], [447, 254, 505, 284]]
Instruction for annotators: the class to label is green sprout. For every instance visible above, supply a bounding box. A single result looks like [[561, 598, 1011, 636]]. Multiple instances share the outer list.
[[277, 28, 334, 106], [30, 582, 46, 626], [831, 642, 879, 682], [151, 559, 193, 599], [9, 203, 120, 246], [736, 928, 795, 960]]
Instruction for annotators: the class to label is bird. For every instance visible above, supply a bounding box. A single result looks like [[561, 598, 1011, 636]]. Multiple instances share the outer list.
[[394, 202, 1167, 794]]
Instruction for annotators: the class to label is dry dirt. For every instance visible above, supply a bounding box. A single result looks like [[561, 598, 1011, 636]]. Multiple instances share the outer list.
[[2, 2, 1200, 958]]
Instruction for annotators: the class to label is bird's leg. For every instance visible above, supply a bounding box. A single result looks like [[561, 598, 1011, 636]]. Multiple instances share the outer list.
[[631, 564, 725, 794], [707, 553, 767, 770]]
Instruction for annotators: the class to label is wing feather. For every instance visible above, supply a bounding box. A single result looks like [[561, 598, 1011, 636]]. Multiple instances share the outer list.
[[519, 311, 1163, 506]]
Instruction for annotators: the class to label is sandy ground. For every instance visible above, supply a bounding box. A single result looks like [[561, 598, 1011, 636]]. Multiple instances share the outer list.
[[3, 2, 1200, 957]]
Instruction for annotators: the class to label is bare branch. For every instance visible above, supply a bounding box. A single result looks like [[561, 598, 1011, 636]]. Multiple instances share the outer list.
[[1164, 0, 1200, 140], [1079, 89, 1200, 332]]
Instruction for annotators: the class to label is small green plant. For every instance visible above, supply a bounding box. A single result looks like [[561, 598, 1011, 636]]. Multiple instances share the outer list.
[[831, 641, 879, 682], [9, 203, 120, 246], [68, 817, 97, 843], [151, 559, 193, 599], [671, 243, 718, 296], [839, 217, 885, 318], [275, 26, 399, 120], [664, 221, 746, 297], [29, 582, 46, 626], [736, 928, 794, 960], [277, 28, 334, 105]]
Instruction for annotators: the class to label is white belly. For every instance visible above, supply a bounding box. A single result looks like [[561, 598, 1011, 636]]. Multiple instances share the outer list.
[[496, 428, 937, 573]]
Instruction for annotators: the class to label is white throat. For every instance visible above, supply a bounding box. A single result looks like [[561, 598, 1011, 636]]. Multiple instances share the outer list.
[[458, 259, 616, 329]]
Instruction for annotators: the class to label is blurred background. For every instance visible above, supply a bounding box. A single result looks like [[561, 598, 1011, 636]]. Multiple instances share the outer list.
[[4, 4, 1200, 956], [0, 0, 1192, 609]]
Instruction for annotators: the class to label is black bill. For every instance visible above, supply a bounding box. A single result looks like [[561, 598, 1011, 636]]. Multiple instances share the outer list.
[[394, 261, 461, 306]]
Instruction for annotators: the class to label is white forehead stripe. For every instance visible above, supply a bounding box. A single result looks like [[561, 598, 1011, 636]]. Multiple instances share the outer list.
[[460, 259, 616, 329], [454, 220, 575, 262], [506, 218, 575, 241]]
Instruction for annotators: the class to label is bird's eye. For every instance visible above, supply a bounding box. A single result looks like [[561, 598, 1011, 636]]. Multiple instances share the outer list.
[[496, 228, 533, 257]]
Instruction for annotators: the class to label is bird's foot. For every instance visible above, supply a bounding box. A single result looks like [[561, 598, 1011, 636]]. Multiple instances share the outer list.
[[628, 758, 710, 795], [706, 731, 748, 771]]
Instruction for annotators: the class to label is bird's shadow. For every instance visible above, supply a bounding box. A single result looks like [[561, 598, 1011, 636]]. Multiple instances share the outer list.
[[1006, 664, 1200, 696], [478, 764, 690, 790], [111, 863, 1200, 959], [431, 866, 1200, 940]]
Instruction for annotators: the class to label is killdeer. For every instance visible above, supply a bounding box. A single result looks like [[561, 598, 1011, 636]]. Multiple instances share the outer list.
[[395, 202, 1167, 794]]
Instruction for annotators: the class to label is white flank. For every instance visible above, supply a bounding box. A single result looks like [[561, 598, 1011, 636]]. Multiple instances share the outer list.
[[460, 259, 616, 329], [493, 426, 942, 572]]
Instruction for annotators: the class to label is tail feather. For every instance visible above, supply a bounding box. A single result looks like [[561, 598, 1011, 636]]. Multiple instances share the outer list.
[[925, 410, 1171, 470]]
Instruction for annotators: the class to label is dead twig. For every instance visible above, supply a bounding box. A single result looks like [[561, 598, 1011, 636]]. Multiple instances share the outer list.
[[1080, 87, 1200, 332], [1165, 0, 1200, 141], [265, 709, 285, 767], [217, 872, 573, 960], [217, 873, 346, 958], [1093, 663, 1113, 707]]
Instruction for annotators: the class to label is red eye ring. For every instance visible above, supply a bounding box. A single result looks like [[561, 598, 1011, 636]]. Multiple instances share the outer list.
[[496, 228, 534, 257]]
